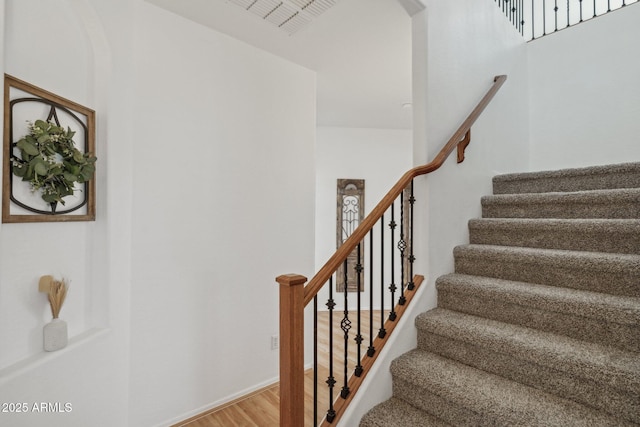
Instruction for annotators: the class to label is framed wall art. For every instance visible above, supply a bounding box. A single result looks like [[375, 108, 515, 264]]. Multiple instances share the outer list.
[[336, 178, 365, 292], [2, 74, 96, 223]]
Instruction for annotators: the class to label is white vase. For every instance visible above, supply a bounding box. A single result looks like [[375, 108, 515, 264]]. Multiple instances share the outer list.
[[43, 318, 68, 352]]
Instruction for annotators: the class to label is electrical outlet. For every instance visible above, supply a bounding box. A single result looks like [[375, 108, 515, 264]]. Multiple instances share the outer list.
[[271, 335, 279, 351]]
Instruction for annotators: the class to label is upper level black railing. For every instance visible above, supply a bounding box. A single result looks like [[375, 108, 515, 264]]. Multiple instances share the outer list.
[[495, 0, 638, 40], [277, 75, 508, 427]]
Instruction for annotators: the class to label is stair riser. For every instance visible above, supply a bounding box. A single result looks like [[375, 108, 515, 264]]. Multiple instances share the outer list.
[[392, 377, 501, 427], [359, 398, 452, 427], [393, 373, 630, 427], [482, 198, 640, 219], [493, 175, 640, 195], [454, 251, 640, 297], [437, 288, 640, 353], [468, 220, 640, 254], [492, 163, 640, 195], [415, 309, 640, 400], [416, 331, 640, 424]]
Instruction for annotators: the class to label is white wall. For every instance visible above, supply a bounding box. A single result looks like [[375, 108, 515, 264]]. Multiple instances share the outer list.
[[0, 0, 133, 426], [339, 0, 530, 424], [314, 126, 413, 310], [128, 3, 316, 426], [528, 4, 640, 170], [417, 0, 530, 284], [0, 1, 316, 426]]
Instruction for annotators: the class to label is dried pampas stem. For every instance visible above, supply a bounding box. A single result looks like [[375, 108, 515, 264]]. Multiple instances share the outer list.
[[48, 279, 68, 319]]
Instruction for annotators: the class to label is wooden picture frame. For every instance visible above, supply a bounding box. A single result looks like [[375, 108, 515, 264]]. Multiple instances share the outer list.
[[2, 74, 96, 223], [336, 178, 365, 292]]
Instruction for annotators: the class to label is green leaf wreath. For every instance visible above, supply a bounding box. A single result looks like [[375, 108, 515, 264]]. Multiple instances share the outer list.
[[11, 120, 97, 206]]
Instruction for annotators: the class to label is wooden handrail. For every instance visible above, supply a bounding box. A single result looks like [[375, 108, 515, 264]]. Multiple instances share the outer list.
[[278, 75, 507, 427], [303, 74, 507, 306]]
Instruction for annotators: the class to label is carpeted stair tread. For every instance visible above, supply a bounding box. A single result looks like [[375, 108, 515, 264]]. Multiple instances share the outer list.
[[454, 244, 640, 297], [359, 397, 452, 427], [436, 273, 640, 352], [390, 349, 636, 426], [468, 218, 640, 254], [415, 308, 640, 395], [416, 308, 640, 422], [492, 161, 640, 194], [481, 187, 640, 219], [436, 273, 640, 326], [359, 163, 640, 427]]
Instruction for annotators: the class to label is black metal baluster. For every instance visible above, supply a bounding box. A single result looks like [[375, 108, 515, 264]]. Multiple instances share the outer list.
[[580, 0, 584, 22], [326, 277, 336, 423], [532, 0, 536, 39], [408, 181, 416, 291], [313, 295, 318, 426], [388, 202, 397, 322], [378, 215, 386, 339], [516, 0, 521, 31], [398, 190, 406, 306], [554, 0, 559, 32], [511, 0, 515, 24], [593, 0, 597, 17], [608, 0, 611, 12], [340, 260, 351, 399], [521, 0, 525, 36], [354, 243, 363, 377], [368, 229, 375, 357], [567, 0, 570, 28], [543, 0, 547, 35]]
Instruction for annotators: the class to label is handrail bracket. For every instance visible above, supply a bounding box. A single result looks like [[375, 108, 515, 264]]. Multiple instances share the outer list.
[[456, 130, 471, 163]]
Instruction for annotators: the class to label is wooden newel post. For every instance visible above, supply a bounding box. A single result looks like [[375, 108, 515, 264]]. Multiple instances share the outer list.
[[276, 273, 307, 427]]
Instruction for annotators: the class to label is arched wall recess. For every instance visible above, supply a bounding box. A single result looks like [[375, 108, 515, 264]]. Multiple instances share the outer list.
[[0, 0, 116, 372]]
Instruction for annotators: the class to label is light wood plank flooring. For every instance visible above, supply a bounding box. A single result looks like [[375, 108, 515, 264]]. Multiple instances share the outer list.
[[174, 310, 381, 426]]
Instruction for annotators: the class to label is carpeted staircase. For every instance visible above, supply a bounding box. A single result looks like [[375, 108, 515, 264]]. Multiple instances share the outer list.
[[360, 162, 640, 426]]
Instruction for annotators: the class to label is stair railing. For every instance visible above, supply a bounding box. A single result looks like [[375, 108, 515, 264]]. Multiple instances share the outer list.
[[496, 0, 526, 36], [494, 0, 638, 41], [277, 74, 507, 427]]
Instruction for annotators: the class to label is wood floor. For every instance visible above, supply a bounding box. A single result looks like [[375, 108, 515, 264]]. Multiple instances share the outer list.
[[174, 310, 379, 427]]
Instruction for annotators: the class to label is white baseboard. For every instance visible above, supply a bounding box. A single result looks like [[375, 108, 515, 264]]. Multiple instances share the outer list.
[[159, 376, 279, 427]]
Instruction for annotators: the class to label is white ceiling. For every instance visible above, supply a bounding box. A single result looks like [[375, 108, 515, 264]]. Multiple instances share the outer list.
[[145, 0, 413, 129]]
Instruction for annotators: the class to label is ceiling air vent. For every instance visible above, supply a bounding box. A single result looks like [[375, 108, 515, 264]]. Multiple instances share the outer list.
[[227, 0, 338, 35]]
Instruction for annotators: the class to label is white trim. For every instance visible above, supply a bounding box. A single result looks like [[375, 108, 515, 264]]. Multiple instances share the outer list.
[[158, 376, 280, 427]]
